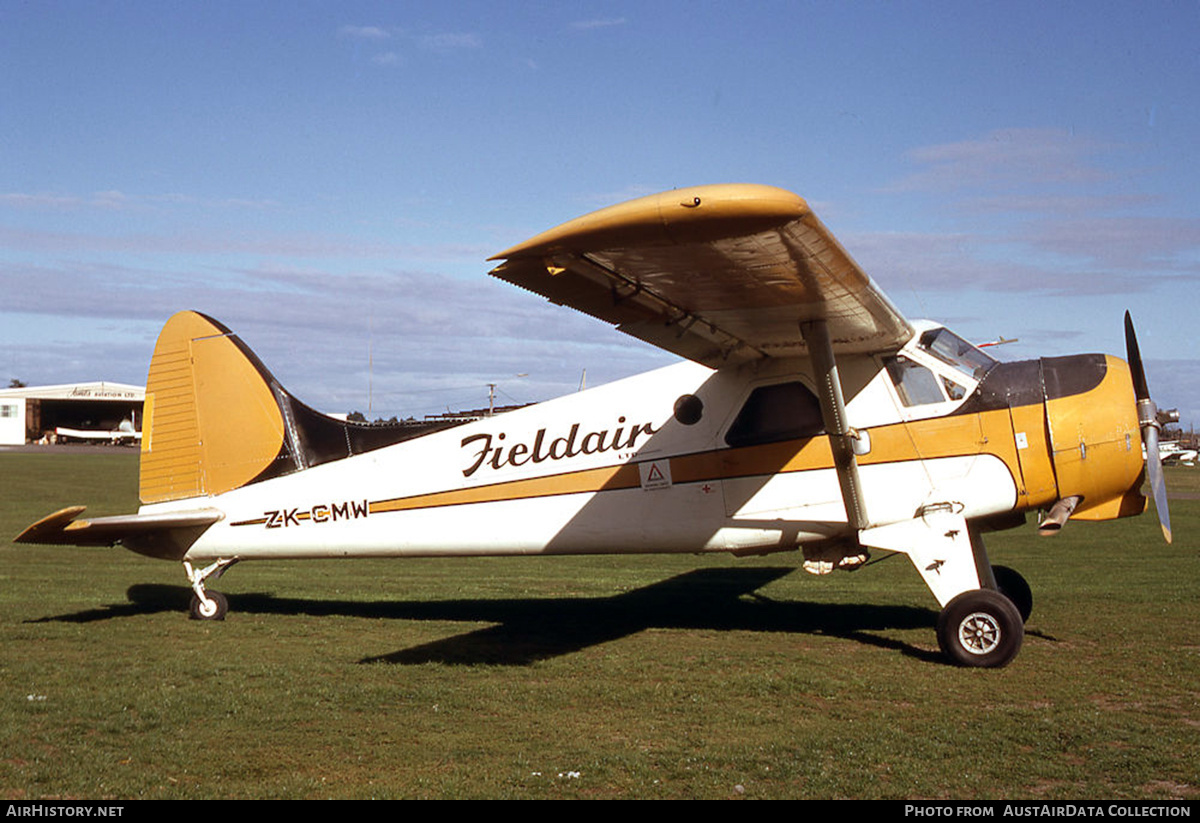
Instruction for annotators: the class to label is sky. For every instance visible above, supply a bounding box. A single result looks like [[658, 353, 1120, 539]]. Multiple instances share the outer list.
[[2, 1, 1198, 425]]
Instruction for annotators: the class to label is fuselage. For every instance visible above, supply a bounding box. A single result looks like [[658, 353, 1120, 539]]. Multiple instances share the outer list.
[[142, 324, 1144, 563]]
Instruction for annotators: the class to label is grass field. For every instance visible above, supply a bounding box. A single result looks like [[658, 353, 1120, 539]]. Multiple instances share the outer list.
[[1, 450, 1197, 799]]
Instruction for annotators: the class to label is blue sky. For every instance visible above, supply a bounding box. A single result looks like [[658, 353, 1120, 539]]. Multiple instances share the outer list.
[[2, 2, 1198, 424]]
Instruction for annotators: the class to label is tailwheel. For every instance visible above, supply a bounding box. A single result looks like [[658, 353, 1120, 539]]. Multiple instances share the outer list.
[[937, 589, 1023, 668], [991, 565, 1033, 623], [183, 559, 237, 621], [189, 590, 228, 621]]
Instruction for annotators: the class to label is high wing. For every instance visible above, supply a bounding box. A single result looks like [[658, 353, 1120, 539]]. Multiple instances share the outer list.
[[489, 184, 912, 367]]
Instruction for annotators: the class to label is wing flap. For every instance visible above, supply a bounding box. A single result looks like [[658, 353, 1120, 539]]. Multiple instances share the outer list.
[[490, 184, 912, 367]]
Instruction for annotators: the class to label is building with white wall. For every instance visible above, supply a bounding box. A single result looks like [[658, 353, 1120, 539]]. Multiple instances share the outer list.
[[0, 382, 144, 446]]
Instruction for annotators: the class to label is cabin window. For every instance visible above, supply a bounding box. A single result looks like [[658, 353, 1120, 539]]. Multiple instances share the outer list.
[[0, 404, 16, 418], [918, 327, 996, 380], [725, 382, 824, 447], [886, 356, 947, 406], [673, 394, 704, 425], [941, 376, 967, 401]]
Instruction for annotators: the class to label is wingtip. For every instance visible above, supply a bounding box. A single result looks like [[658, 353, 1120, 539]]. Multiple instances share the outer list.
[[488, 183, 809, 261], [14, 506, 87, 544]]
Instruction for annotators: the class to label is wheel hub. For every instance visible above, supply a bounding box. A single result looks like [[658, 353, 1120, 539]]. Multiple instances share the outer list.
[[958, 612, 1002, 655]]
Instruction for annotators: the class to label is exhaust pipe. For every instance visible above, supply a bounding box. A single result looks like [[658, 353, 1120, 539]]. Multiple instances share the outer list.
[[1038, 495, 1081, 536]]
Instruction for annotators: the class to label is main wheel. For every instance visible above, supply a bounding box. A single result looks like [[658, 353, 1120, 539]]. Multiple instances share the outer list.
[[189, 590, 229, 621], [936, 589, 1023, 668], [991, 565, 1033, 622]]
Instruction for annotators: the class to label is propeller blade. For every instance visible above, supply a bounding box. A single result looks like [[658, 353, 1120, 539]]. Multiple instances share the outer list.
[[1142, 422, 1173, 544], [1125, 311, 1172, 543], [1125, 310, 1150, 400]]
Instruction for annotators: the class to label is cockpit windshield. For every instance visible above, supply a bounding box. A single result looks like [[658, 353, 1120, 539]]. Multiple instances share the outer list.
[[918, 328, 997, 381]]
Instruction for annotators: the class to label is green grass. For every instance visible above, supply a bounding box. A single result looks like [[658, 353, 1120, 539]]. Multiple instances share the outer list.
[[1, 452, 1197, 799]]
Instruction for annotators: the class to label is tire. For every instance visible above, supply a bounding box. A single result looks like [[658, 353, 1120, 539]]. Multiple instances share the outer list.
[[936, 589, 1023, 668], [189, 590, 229, 621], [991, 565, 1033, 623]]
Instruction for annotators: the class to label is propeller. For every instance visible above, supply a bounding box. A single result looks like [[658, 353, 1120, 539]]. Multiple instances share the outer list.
[[1125, 311, 1175, 544]]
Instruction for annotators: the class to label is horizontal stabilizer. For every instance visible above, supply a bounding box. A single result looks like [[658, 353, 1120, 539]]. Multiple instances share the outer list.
[[14, 506, 223, 560]]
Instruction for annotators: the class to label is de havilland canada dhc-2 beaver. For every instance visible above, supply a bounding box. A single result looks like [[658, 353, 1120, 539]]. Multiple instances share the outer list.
[[16, 184, 1176, 667]]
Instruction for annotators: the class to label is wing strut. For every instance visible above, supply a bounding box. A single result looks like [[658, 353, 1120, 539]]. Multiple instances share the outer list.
[[800, 319, 870, 532]]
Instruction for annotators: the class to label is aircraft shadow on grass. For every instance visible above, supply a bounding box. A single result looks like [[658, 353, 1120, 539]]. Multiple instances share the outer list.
[[32, 567, 968, 665]]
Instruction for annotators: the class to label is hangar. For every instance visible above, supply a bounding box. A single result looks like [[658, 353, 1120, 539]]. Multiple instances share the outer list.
[[0, 382, 144, 446]]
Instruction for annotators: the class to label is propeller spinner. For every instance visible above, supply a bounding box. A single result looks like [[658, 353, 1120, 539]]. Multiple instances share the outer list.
[[1125, 311, 1176, 543]]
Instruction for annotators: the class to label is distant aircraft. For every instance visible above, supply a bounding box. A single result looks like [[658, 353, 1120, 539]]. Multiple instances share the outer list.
[[1154, 441, 1197, 466], [54, 418, 141, 445], [15, 184, 1175, 667]]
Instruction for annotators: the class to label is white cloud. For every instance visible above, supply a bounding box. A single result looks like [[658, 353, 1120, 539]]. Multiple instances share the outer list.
[[1023, 216, 1200, 273], [0, 190, 278, 214], [0, 191, 133, 211], [0, 223, 486, 261], [569, 18, 628, 30], [962, 193, 1157, 217], [867, 129, 1200, 294], [419, 32, 481, 51], [0, 193, 82, 209], [339, 25, 391, 41], [888, 128, 1115, 193], [849, 230, 1125, 296], [0, 253, 672, 416]]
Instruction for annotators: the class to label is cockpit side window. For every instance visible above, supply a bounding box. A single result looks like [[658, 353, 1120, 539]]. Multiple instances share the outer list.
[[885, 356, 947, 407], [941, 376, 967, 401], [918, 327, 996, 380], [725, 382, 825, 448]]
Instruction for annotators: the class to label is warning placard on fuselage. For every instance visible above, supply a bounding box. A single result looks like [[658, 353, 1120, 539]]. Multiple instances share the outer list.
[[639, 460, 672, 491]]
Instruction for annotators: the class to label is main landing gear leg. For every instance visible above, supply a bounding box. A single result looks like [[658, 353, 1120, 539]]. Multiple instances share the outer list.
[[184, 559, 237, 621], [969, 525, 1035, 623], [859, 511, 1024, 667]]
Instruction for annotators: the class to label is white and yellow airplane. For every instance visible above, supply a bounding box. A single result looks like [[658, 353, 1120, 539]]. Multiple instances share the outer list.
[[54, 419, 142, 445], [15, 184, 1175, 667]]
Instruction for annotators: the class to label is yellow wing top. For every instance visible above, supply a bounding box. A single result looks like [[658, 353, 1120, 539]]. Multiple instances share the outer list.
[[489, 184, 912, 367]]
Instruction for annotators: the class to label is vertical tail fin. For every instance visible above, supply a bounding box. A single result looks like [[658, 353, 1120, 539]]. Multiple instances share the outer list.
[[139, 311, 461, 505], [139, 312, 288, 504]]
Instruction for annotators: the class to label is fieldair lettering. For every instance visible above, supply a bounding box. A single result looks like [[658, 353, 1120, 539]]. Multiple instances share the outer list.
[[461, 416, 658, 477]]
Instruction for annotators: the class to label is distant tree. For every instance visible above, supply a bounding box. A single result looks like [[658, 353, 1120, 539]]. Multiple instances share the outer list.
[[8, 378, 26, 388], [347, 411, 367, 423]]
